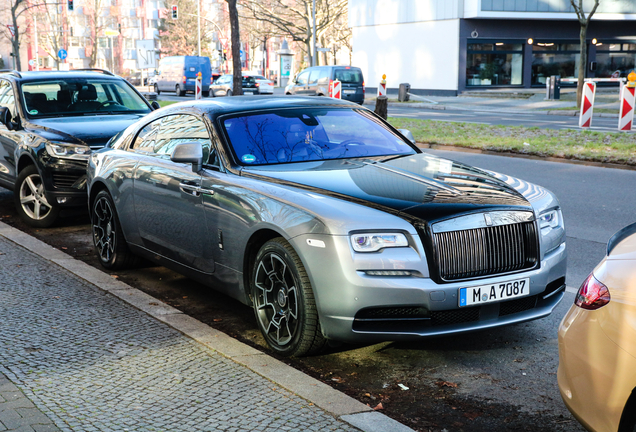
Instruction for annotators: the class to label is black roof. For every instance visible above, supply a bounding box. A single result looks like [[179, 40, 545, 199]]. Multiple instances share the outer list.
[[0, 70, 122, 82], [158, 95, 363, 118]]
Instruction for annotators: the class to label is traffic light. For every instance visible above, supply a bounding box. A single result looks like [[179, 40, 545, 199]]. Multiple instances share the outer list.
[[171, 5, 178, 19], [68, 0, 73, 11]]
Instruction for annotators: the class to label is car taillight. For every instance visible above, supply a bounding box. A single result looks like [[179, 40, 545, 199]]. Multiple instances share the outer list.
[[183, 76, 186, 84], [362, 81, 365, 96], [255, 83, 259, 87], [575, 274, 610, 310]]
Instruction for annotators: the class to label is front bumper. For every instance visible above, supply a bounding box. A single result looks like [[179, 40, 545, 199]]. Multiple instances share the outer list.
[[40, 156, 89, 208], [290, 233, 567, 343]]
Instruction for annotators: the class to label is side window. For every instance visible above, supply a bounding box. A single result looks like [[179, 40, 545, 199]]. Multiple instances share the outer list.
[[296, 70, 309, 85], [317, 68, 330, 84], [308, 69, 321, 84], [131, 118, 161, 153], [0, 81, 16, 119], [155, 115, 214, 164]]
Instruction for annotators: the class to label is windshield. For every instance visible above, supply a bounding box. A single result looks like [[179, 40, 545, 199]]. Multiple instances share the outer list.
[[22, 78, 151, 118], [222, 108, 417, 165]]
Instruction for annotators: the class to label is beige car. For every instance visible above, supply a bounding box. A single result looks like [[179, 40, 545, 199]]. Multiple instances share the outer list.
[[558, 223, 636, 432]]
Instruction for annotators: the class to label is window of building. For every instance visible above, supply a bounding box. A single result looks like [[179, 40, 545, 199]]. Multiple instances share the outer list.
[[98, 37, 110, 48], [531, 42, 581, 85], [466, 41, 523, 86], [595, 42, 636, 78]]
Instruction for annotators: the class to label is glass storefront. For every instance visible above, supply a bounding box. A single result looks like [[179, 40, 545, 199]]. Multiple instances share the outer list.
[[595, 42, 636, 78], [466, 42, 523, 86], [531, 42, 581, 85]]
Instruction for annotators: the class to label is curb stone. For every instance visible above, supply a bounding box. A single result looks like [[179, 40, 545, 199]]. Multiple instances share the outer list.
[[0, 221, 415, 432]]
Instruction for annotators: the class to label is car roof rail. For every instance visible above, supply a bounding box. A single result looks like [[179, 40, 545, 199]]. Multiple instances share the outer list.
[[0, 70, 22, 78], [73, 68, 115, 76]]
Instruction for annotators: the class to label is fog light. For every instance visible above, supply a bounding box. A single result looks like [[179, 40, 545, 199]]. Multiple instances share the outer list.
[[365, 270, 413, 277], [57, 197, 68, 204]]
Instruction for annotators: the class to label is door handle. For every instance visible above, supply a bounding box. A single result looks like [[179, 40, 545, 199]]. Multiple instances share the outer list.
[[179, 182, 214, 196]]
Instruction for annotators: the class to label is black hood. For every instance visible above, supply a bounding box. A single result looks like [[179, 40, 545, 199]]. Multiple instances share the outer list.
[[26, 114, 147, 149], [243, 153, 533, 223]]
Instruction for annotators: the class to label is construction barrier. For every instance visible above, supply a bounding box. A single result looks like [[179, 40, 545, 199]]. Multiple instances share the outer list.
[[330, 79, 341, 99], [378, 74, 387, 97], [195, 72, 202, 100], [579, 82, 596, 128], [618, 85, 635, 131]]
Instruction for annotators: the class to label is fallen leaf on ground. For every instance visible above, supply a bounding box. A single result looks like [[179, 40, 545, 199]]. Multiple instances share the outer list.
[[373, 402, 384, 410], [436, 381, 458, 388], [213, 318, 222, 322]]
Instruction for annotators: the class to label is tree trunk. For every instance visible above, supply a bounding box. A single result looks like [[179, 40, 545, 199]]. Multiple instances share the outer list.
[[227, 0, 242, 95], [576, 23, 587, 109], [374, 96, 388, 120]]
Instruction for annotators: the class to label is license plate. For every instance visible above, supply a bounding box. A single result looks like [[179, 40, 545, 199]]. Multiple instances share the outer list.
[[459, 278, 530, 307], [343, 89, 356, 94], [244, 91, 253, 94]]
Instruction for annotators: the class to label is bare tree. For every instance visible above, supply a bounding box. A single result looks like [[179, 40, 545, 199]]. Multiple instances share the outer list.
[[226, 0, 242, 95], [34, 3, 67, 70], [84, 0, 114, 67], [158, 0, 201, 56], [1, 0, 46, 70], [570, 0, 600, 108], [240, 0, 348, 67]]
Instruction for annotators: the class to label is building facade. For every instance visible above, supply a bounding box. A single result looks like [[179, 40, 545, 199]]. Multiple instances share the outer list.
[[349, 0, 636, 95]]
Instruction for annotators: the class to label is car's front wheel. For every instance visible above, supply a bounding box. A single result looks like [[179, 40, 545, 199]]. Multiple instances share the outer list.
[[251, 238, 326, 357], [226, 89, 232, 97], [91, 190, 138, 270], [14, 165, 59, 228], [175, 85, 184, 96]]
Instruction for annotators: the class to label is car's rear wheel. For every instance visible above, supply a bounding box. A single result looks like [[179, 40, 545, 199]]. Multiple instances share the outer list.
[[251, 238, 326, 357], [14, 165, 59, 228], [154, 84, 160, 95], [175, 84, 184, 96], [91, 190, 138, 270]]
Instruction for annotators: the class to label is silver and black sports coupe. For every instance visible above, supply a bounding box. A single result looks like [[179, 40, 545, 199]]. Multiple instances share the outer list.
[[87, 96, 567, 356]]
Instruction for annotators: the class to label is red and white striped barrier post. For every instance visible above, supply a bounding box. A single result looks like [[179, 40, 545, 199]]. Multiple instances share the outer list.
[[195, 72, 202, 100], [331, 79, 341, 99], [378, 74, 387, 97], [618, 71, 636, 131], [579, 81, 596, 128]]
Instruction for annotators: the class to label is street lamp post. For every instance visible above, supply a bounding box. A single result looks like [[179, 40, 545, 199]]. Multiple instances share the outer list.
[[311, 0, 316, 67]]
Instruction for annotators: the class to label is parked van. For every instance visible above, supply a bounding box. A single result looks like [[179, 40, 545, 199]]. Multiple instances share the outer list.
[[284, 66, 365, 104], [155, 56, 211, 96]]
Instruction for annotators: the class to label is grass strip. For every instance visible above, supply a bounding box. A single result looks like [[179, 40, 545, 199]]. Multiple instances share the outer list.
[[387, 117, 636, 165], [157, 100, 178, 107]]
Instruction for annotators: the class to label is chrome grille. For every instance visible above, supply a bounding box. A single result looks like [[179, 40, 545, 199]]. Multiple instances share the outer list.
[[432, 221, 539, 281]]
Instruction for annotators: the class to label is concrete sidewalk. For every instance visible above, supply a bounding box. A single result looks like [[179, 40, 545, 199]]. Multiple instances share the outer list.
[[0, 222, 414, 432]]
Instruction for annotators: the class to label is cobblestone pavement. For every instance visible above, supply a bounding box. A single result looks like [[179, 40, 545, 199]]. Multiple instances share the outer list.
[[0, 236, 360, 432]]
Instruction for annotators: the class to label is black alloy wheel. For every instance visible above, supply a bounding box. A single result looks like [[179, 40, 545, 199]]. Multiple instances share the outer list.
[[14, 165, 59, 228], [91, 190, 138, 270], [251, 238, 326, 357]]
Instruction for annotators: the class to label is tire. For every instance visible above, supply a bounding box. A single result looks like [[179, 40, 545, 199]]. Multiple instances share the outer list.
[[154, 84, 160, 95], [226, 89, 232, 97], [175, 85, 184, 97], [251, 238, 326, 357], [91, 190, 138, 270], [14, 165, 59, 228], [202, 90, 209, 97]]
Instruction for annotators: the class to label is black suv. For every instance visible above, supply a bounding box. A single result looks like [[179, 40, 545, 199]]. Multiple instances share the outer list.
[[285, 66, 365, 104], [0, 69, 158, 227]]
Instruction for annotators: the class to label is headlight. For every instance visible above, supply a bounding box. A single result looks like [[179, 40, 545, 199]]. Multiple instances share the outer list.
[[46, 142, 91, 160], [538, 209, 561, 235], [350, 232, 408, 252]]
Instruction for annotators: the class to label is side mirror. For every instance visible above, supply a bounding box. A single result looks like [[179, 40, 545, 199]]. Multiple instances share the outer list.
[[0, 107, 13, 130], [171, 142, 203, 172], [151, 101, 161, 110], [397, 129, 416, 145]]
